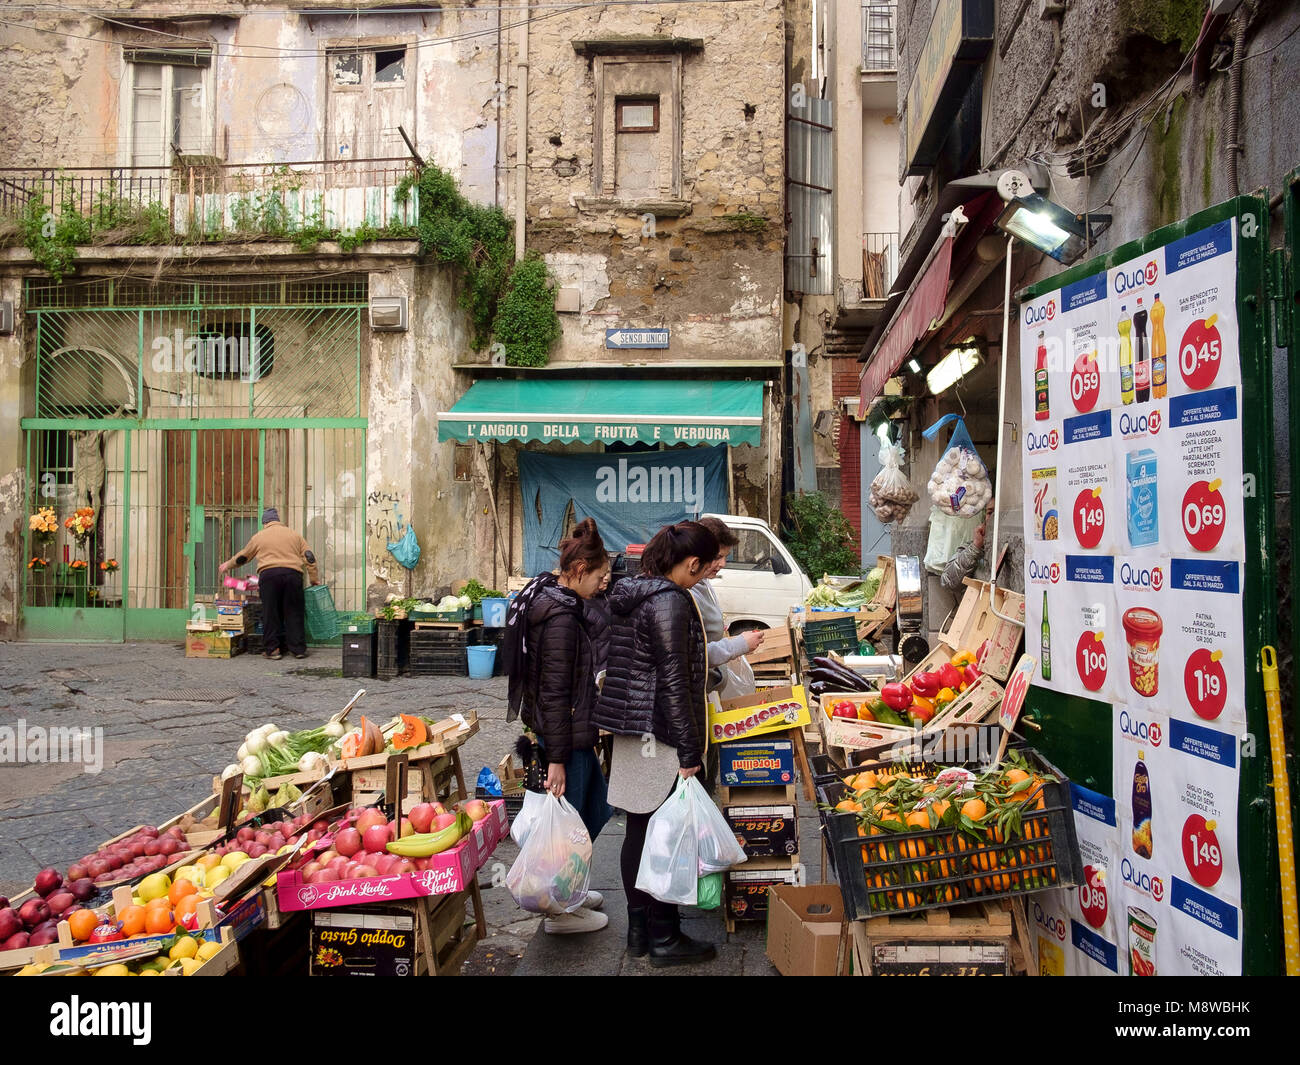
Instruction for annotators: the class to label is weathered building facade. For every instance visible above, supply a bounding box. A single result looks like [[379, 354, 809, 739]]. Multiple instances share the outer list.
[[0, 0, 790, 640]]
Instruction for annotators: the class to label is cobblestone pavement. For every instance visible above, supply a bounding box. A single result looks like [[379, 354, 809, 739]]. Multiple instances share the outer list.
[[0, 641, 825, 976]]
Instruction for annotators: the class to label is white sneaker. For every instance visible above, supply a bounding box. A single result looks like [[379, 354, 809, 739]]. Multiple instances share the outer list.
[[581, 890, 605, 911], [543, 908, 610, 934]]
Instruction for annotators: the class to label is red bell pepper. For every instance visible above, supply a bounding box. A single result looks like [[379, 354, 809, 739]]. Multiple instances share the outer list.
[[910, 671, 942, 697], [880, 683, 914, 712], [937, 662, 964, 690]]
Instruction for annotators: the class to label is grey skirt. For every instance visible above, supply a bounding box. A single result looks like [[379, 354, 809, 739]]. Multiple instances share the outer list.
[[606, 733, 681, 815]]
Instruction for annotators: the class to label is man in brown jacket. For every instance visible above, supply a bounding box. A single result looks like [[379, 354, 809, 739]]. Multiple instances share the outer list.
[[219, 508, 320, 660]]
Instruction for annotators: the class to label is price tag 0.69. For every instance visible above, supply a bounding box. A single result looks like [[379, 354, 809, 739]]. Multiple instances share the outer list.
[[1181, 478, 1227, 552]]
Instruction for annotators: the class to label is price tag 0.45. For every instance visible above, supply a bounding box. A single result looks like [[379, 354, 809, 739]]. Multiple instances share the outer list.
[[1178, 314, 1223, 391]]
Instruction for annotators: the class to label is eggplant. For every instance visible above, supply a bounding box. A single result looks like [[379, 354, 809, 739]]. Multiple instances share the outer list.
[[809, 667, 871, 693], [811, 657, 873, 691]]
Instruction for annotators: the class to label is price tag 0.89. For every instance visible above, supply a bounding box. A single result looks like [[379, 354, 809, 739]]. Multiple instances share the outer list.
[[1073, 487, 1105, 549]]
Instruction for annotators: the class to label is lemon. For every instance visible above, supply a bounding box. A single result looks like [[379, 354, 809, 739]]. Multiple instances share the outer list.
[[139, 969, 159, 976], [138, 872, 172, 903], [221, 851, 251, 870], [177, 957, 203, 975], [196, 941, 223, 962], [169, 936, 199, 960], [94, 963, 133, 976], [205, 865, 232, 888], [174, 865, 204, 887]]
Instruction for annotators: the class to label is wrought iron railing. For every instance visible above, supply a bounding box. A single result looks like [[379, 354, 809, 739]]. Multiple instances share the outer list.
[[862, 4, 898, 72], [862, 231, 900, 298], [0, 158, 419, 241]]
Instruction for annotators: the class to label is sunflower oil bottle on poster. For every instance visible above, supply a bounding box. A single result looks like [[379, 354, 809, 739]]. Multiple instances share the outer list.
[[1118, 305, 1134, 404], [1131, 752, 1153, 859]]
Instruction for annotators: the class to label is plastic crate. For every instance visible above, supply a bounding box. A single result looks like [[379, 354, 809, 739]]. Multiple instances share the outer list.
[[802, 615, 859, 658], [819, 747, 1082, 921], [304, 584, 340, 640], [407, 658, 469, 678], [339, 612, 375, 634], [375, 619, 410, 679], [411, 606, 471, 624], [409, 627, 480, 648]]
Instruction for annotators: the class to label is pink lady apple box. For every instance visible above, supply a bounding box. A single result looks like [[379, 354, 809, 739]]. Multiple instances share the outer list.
[[275, 800, 508, 913]]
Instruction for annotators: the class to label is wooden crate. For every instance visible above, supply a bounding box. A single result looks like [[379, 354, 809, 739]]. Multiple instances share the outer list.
[[849, 899, 1023, 976]]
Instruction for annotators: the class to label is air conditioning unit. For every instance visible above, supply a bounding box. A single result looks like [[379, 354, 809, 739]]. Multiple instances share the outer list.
[[369, 296, 408, 332], [0, 300, 12, 335]]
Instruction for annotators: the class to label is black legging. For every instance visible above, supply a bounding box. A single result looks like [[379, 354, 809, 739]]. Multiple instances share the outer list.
[[259, 567, 306, 656], [622, 809, 655, 911]]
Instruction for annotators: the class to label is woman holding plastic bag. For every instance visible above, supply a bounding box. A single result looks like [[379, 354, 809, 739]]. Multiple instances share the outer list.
[[593, 520, 719, 967], [502, 517, 612, 934]]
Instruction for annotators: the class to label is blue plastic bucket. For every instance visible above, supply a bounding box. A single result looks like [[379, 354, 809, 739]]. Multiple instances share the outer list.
[[467, 645, 497, 679], [481, 597, 509, 627]]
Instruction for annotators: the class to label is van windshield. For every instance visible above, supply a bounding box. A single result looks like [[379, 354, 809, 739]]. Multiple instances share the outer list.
[[727, 526, 801, 575]]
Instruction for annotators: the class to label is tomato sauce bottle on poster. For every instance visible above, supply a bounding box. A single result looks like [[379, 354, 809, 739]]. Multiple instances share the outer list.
[[1131, 752, 1153, 859], [1150, 293, 1167, 399], [1034, 331, 1050, 420], [1118, 306, 1134, 404], [1133, 297, 1150, 403]]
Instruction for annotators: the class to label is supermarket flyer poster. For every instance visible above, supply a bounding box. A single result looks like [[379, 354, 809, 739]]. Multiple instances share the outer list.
[[1112, 703, 1172, 976], [1164, 558, 1247, 729], [1163, 386, 1246, 559], [1060, 269, 1115, 415], [1024, 419, 1063, 546], [1060, 408, 1121, 555], [1158, 219, 1241, 401], [1029, 888, 1075, 975], [1113, 555, 1171, 709], [1061, 554, 1119, 702], [1069, 783, 1123, 975], [1023, 544, 1063, 692]]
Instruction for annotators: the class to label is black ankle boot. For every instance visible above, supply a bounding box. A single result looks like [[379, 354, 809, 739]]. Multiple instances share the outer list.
[[648, 903, 716, 968], [627, 906, 649, 958]]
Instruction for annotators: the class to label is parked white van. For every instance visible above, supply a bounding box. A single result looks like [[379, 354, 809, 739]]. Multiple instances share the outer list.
[[701, 513, 812, 633]]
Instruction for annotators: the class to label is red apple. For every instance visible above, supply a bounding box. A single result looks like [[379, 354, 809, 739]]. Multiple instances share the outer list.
[[408, 803, 437, 834], [19, 898, 50, 928], [362, 825, 390, 853], [334, 828, 362, 858], [46, 892, 75, 916], [2, 932, 29, 951], [0, 909, 21, 940]]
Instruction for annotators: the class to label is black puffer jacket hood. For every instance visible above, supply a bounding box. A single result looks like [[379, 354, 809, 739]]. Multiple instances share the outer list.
[[512, 575, 598, 765], [593, 575, 708, 769]]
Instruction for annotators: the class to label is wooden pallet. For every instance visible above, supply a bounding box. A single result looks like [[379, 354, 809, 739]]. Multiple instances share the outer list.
[[846, 899, 1028, 976]]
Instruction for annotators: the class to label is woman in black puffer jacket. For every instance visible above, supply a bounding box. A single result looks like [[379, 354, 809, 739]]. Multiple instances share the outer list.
[[593, 520, 719, 968]]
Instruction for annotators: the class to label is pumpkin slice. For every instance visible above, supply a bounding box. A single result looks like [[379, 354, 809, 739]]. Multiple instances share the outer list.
[[359, 715, 384, 757], [392, 714, 428, 751], [339, 729, 363, 759]]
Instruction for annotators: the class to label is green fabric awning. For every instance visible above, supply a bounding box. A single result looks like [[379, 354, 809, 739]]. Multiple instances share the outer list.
[[437, 378, 765, 446]]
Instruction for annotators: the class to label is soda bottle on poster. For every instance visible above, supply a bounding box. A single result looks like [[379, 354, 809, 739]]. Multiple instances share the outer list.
[[1133, 297, 1150, 403], [1150, 293, 1167, 399], [1035, 330, 1050, 420], [1118, 306, 1134, 405], [1131, 753, 1153, 859], [1040, 590, 1052, 681]]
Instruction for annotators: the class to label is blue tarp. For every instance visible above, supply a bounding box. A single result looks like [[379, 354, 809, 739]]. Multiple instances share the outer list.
[[519, 446, 729, 575]]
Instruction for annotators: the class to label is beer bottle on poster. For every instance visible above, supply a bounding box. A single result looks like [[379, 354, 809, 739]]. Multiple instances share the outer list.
[[1133, 297, 1150, 403], [1131, 753, 1153, 859], [1150, 293, 1167, 399], [1118, 305, 1134, 405], [1034, 331, 1050, 420], [1040, 590, 1052, 682]]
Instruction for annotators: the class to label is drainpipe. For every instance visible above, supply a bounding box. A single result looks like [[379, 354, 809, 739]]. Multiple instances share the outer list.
[[515, 2, 529, 261], [1226, 13, 1247, 197], [988, 234, 1021, 628]]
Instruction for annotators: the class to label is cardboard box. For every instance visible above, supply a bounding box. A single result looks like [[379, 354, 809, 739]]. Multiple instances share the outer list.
[[310, 908, 417, 976], [185, 630, 245, 659], [765, 884, 845, 976], [718, 738, 795, 788], [723, 787, 798, 857], [725, 860, 800, 922], [708, 684, 811, 744], [942, 579, 1025, 682]]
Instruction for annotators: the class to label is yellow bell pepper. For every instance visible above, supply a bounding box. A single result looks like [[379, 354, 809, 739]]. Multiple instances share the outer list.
[[935, 686, 958, 706], [951, 649, 978, 667]]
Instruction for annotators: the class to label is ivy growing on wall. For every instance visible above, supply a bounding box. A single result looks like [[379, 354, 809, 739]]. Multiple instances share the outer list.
[[492, 254, 561, 367]]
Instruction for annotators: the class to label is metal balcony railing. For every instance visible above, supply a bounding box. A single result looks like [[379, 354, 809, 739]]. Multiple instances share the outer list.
[[0, 157, 419, 242], [862, 4, 897, 72], [862, 231, 899, 299]]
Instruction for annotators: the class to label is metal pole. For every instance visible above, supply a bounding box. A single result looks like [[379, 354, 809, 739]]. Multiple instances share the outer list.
[[988, 234, 1020, 627]]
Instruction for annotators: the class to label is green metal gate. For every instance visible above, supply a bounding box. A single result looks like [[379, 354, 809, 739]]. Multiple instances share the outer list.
[[19, 275, 369, 643]]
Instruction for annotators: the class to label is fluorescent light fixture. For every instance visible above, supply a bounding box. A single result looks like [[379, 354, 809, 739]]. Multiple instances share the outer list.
[[906, 358, 921, 374], [995, 192, 1111, 264], [927, 344, 982, 395]]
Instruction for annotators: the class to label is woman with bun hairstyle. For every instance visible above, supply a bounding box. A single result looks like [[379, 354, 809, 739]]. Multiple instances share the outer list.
[[593, 519, 720, 967], [503, 517, 612, 935]]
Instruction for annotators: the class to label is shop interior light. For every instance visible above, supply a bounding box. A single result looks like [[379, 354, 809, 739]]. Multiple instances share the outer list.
[[927, 343, 982, 395], [906, 358, 921, 374], [995, 192, 1111, 264]]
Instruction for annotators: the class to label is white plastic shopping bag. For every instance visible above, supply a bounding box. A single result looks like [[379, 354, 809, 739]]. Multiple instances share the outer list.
[[718, 655, 756, 701], [506, 793, 592, 914], [636, 776, 747, 904], [509, 787, 547, 847]]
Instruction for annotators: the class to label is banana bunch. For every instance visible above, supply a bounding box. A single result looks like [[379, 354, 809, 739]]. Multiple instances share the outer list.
[[386, 812, 473, 857]]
